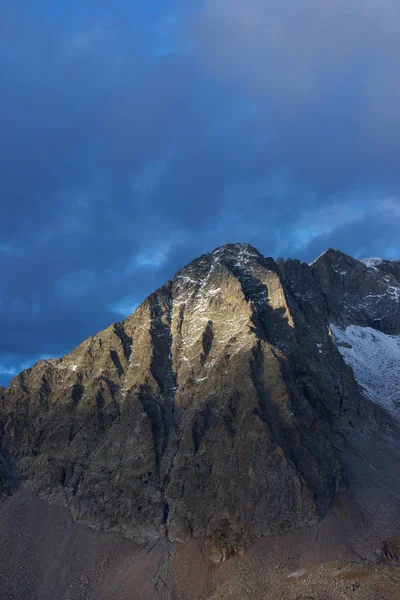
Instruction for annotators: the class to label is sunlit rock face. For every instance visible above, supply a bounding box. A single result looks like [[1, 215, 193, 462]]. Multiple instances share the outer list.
[[0, 243, 397, 561]]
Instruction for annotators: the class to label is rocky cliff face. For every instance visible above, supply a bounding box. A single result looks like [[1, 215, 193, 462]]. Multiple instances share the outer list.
[[310, 249, 400, 334], [0, 244, 398, 561]]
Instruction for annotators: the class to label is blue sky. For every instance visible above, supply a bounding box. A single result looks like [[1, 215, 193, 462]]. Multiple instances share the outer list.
[[1, 0, 400, 386]]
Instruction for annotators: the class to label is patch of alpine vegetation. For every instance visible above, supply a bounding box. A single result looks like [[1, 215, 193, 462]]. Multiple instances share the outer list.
[[331, 324, 400, 416]]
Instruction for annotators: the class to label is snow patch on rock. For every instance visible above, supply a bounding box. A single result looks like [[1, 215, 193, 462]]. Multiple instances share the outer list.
[[330, 323, 400, 416], [360, 258, 383, 270]]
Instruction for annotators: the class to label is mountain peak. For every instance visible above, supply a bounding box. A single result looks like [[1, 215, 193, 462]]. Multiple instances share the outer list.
[[211, 242, 262, 259], [309, 248, 354, 267], [1, 242, 399, 570], [174, 242, 270, 288]]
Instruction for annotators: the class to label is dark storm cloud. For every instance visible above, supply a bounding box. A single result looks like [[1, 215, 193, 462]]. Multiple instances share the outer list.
[[1, 0, 400, 385], [193, 0, 400, 253], [196, 0, 400, 194]]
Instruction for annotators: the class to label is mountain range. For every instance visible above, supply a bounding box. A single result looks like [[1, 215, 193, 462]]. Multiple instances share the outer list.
[[1, 244, 400, 600]]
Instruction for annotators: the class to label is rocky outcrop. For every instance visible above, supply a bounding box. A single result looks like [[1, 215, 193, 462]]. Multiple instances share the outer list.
[[382, 537, 400, 564], [0, 244, 397, 561], [310, 249, 400, 334]]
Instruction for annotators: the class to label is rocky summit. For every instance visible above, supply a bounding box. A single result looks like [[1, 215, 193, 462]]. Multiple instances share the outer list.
[[0, 244, 400, 598]]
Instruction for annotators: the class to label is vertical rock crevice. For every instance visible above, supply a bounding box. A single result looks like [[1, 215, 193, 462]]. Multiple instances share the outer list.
[[113, 322, 133, 362]]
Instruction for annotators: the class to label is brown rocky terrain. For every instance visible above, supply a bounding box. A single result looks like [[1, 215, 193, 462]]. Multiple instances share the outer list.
[[0, 243, 399, 599]]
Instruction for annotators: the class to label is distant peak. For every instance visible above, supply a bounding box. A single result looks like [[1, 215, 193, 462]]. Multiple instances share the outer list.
[[309, 248, 351, 267], [310, 251, 400, 272]]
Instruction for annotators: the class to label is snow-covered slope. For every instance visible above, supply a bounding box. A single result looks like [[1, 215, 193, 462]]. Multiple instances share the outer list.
[[331, 324, 400, 416], [360, 258, 384, 270]]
